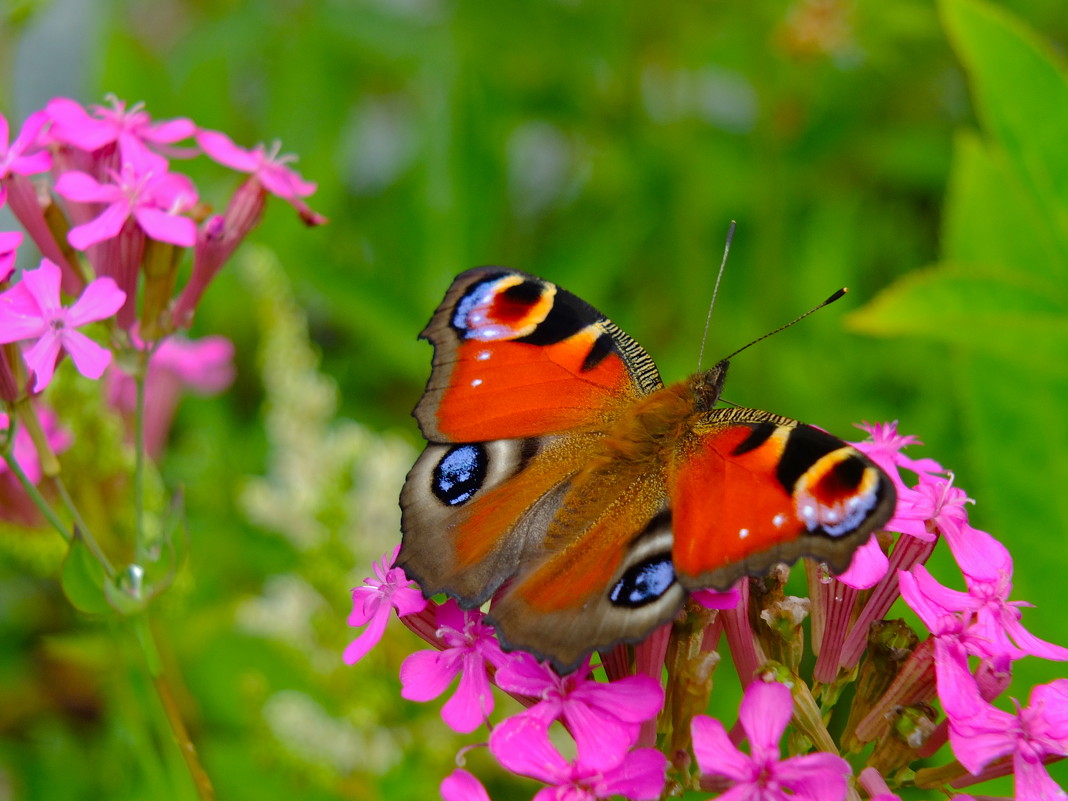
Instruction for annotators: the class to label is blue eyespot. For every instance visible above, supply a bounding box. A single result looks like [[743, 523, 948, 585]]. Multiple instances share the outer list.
[[609, 556, 675, 608], [432, 444, 488, 506]]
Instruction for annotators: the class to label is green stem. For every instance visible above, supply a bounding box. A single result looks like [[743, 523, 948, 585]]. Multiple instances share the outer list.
[[134, 346, 150, 548], [135, 617, 216, 801], [50, 474, 117, 579], [2, 450, 73, 544]]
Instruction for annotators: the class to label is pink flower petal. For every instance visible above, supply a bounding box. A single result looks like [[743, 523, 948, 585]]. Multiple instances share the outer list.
[[68, 201, 131, 250], [46, 97, 117, 151], [490, 715, 570, 784], [575, 673, 663, 724], [399, 649, 458, 702], [61, 330, 113, 380], [441, 652, 495, 733], [1013, 751, 1068, 801], [563, 693, 639, 771], [67, 277, 126, 326], [836, 537, 889, 589], [19, 258, 63, 314], [738, 681, 792, 761], [0, 286, 48, 342], [596, 748, 667, 801], [342, 604, 392, 665], [133, 206, 198, 247], [693, 586, 742, 610], [494, 652, 555, 696], [441, 770, 491, 801], [22, 333, 62, 392], [54, 170, 121, 204], [197, 129, 259, 172], [692, 715, 750, 783], [773, 751, 851, 801]]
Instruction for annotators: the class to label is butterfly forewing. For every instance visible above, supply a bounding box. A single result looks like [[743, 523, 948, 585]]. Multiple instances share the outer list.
[[411, 268, 662, 443]]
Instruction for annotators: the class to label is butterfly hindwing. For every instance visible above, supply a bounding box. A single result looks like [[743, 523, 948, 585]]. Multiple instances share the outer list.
[[669, 409, 896, 590], [486, 489, 685, 673], [400, 434, 590, 605]]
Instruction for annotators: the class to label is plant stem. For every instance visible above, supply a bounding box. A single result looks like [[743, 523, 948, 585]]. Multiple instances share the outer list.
[[3, 449, 73, 544], [134, 346, 150, 548], [135, 617, 216, 801], [50, 474, 117, 578]]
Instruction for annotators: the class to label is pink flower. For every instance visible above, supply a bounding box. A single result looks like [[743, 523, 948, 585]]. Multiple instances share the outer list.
[[196, 129, 326, 224], [489, 714, 667, 801], [948, 680, 1068, 800], [344, 546, 427, 665], [902, 562, 1068, 664], [493, 652, 664, 771], [0, 110, 52, 202], [399, 600, 507, 733], [692, 681, 852, 801], [0, 259, 125, 391], [851, 421, 945, 543], [0, 231, 22, 282], [854, 421, 944, 478], [45, 96, 195, 159], [54, 146, 198, 249]]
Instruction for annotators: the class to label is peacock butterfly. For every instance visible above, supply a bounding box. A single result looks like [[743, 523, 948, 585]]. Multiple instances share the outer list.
[[398, 268, 896, 672]]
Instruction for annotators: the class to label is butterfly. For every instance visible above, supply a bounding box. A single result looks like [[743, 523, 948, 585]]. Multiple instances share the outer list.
[[398, 268, 896, 673]]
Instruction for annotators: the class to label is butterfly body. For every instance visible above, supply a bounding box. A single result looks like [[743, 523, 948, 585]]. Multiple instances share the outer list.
[[399, 268, 896, 672]]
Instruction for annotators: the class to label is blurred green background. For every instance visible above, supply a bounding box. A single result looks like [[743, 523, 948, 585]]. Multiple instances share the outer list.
[[1, 0, 1067, 798]]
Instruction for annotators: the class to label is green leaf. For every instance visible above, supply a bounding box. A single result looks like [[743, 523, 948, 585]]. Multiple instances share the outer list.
[[845, 265, 1068, 376], [941, 0, 1068, 271], [942, 130, 1066, 278], [60, 537, 112, 616]]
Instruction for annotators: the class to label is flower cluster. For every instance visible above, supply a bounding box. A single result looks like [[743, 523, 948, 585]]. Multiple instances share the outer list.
[[347, 422, 1068, 800], [0, 96, 323, 518]]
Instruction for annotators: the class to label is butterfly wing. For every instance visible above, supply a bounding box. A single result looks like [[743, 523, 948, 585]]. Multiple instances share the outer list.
[[411, 267, 663, 442], [486, 490, 685, 674], [669, 408, 897, 590], [399, 268, 664, 609]]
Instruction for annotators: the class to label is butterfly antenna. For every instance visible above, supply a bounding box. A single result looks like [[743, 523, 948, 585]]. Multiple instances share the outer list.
[[721, 287, 848, 363], [697, 220, 737, 371]]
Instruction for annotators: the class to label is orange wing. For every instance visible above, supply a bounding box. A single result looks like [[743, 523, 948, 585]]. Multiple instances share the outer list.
[[669, 410, 896, 590], [413, 268, 662, 442]]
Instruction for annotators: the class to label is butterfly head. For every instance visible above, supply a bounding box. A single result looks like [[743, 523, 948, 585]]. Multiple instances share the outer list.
[[693, 359, 730, 413]]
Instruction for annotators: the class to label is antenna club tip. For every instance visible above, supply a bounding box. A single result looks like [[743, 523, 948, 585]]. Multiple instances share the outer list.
[[825, 287, 848, 305]]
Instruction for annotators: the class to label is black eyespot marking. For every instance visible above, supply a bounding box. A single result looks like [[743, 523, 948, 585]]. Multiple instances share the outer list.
[[777, 425, 841, 492], [500, 279, 544, 308], [609, 555, 676, 608], [828, 454, 866, 492], [732, 422, 777, 456], [517, 287, 601, 345], [432, 444, 488, 506], [581, 332, 615, 372]]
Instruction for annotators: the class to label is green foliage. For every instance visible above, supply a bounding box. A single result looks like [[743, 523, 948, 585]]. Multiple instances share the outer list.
[[1, 0, 1068, 798], [851, 0, 1068, 705]]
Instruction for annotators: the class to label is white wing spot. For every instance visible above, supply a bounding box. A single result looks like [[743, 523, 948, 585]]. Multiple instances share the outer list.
[[773, 513, 787, 528], [476, 350, 491, 361], [739, 528, 749, 539], [471, 379, 483, 387]]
